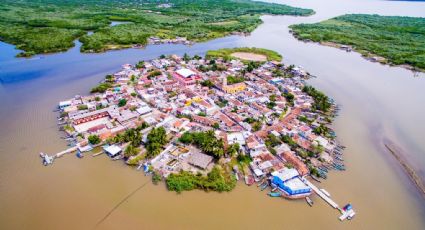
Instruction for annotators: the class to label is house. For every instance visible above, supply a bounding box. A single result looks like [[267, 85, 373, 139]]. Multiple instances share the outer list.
[[188, 151, 213, 170], [103, 145, 122, 157], [173, 68, 201, 87], [271, 168, 311, 198]]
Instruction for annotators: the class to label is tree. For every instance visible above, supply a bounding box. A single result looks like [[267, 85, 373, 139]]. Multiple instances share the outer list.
[[183, 53, 190, 62], [252, 121, 262, 131], [146, 127, 167, 158], [227, 143, 240, 157], [212, 123, 220, 129], [179, 132, 193, 144], [118, 98, 127, 107], [88, 135, 101, 145], [136, 61, 145, 69], [124, 145, 139, 158]]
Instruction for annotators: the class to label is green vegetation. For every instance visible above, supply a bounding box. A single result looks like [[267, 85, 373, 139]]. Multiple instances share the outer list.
[[282, 92, 295, 106], [90, 83, 113, 93], [166, 166, 236, 193], [290, 14, 425, 71], [146, 127, 167, 158], [88, 134, 101, 145], [152, 171, 162, 185], [179, 130, 224, 158], [118, 98, 127, 107], [302, 85, 331, 112], [226, 75, 245, 85], [127, 154, 143, 165], [124, 145, 140, 158], [108, 127, 143, 147], [200, 80, 214, 88], [147, 70, 162, 79], [77, 104, 88, 110], [206, 47, 282, 62], [0, 0, 313, 56]]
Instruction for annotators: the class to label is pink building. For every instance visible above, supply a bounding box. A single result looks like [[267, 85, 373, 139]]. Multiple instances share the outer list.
[[173, 68, 201, 87]]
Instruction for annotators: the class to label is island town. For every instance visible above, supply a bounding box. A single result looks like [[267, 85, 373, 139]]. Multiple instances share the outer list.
[[41, 48, 355, 221]]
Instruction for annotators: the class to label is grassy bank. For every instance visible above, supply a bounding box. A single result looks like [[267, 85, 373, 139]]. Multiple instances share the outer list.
[[166, 166, 236, 193], [206, 47, 283, 62], [290, 14, 425, 71], [0, 0, 313, 57]]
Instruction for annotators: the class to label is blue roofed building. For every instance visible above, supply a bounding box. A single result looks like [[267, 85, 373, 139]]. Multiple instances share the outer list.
[[271, 168, 311, 198]]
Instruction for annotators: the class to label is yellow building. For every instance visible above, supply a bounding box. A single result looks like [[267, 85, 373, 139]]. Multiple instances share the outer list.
[[219, 76, 246, 94], [222, 82, 246, 94]]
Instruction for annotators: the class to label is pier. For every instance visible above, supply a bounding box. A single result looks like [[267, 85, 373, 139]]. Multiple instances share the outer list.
[[54, 146, 78, 158], [303, 178, 339, 209]]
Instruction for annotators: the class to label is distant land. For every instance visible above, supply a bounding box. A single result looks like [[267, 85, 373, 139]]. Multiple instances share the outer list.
[[0, 0, 314, 57], [290, 14, 425, 72]]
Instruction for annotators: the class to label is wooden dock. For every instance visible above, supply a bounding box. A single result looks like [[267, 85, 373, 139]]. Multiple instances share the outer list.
[[54, 146, 78, 158], [303, 179, 340, 210]]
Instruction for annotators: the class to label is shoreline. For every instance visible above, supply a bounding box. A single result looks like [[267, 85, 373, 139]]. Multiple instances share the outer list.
[[290, 32, 424, 74], [383, 139, 425, 198]]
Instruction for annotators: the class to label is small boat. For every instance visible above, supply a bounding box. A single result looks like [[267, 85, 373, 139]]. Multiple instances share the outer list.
[[260, 183, 269, 191], [76, 151, 84, 158], [311, 174, 321, 183], [143, 163, 149, 173], [268, 192, 281, 197], [320, 189, 331, 197], [245, 175, 255, 186], [306, 197, 313, 206]]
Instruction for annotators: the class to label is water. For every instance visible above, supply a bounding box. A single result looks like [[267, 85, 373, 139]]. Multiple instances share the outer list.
[[1, 0, 425, 229]]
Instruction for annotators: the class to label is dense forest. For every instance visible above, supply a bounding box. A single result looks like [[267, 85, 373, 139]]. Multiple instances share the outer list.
[[290, 14, 425, 71], [0, 0, 314, 56]]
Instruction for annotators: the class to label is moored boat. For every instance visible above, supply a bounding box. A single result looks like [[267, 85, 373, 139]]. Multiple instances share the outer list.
[[268, 192, 281, 197], [306, 197, 313, 206], [320, 188, 331, 197]]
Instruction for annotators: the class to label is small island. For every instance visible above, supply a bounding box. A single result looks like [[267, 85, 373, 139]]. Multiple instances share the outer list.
[[290, 14, 425, 72], [44, 47, 354, 220], [0, 0, 313, 57]]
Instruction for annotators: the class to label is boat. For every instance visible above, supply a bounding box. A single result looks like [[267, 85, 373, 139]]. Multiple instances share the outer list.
[[142, 163, 149, 173], [320, 188, 331, 197], [244, 175, 255, 186], [76, 151, 84, 158], [306, 197, 313, 206], [310, 174, 321, 183], [260, 183, 269, 191], [268, 192, 281, 197]]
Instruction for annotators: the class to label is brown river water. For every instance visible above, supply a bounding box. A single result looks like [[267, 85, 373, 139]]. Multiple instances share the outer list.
[[0, 0, 425, 229]]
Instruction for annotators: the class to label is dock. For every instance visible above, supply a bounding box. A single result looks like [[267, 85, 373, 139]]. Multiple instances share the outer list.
[[55, 146, 78, 158], [303, 178, 339, 209]]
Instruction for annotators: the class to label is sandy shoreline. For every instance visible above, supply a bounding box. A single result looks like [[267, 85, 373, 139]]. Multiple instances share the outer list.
[[383, 139, 425, 198]]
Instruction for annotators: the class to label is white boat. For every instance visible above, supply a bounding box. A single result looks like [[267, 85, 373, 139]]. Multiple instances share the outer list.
[[320, 188, 331, 197]]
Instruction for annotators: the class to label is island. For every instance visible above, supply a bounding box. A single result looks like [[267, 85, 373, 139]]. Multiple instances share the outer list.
[[289, 14, 425, 72], [0, 0, 314, 57], [47, 47, 355, 220]]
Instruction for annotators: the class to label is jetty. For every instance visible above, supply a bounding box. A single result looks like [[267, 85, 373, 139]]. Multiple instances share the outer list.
[[303, 179, 338, 209], [55, 146, 78, 158], [303, 178, 356, 221]]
